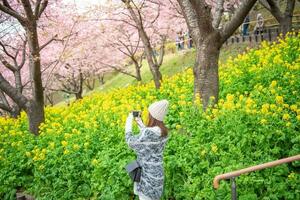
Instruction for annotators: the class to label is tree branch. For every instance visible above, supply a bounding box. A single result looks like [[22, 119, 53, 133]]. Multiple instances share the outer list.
[[265, 0, 284, 22], [284, 0, 295, 18], [39, 34, 58, 51], [221, 0, 257, 43], [0, 55, 16, 71], [100, 62, 138, 79], [0, 73, 28, 109], [0, 102, 12, 112], [0, 3, 27, 24], [259, 0, 271, 11], [34, 0, 42, 18], [20, 0, 35, 21], [212, 0, 224, 29], [157, 36, 166, 67], [37, 0, 48, 19], [18, 40, 27, 69], [0, 90, 10, 108], [0, 40, 16, 60]]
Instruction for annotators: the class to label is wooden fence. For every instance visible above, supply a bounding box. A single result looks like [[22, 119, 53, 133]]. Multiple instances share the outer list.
[[225, 14, 300, 45]]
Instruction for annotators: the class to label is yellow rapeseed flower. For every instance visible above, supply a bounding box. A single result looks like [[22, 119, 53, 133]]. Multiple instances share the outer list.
[[200, 149, 206, 157], [211, 144, 218, 153], [270, 80, 277, 88], [260, 119, 267, 124], [282, 114, 290, 121], [84, 142, 89, 148], [73, 144, 80, 150], [270, 104, 277, 110], [91, 159, 98, 166], [61, 141, 68, 147], [276, 96, 284, 104], [261, 104, 270, 114], [63, 149, 69, 155], [288, 172, 295, 179], [271, 89, 276, 94], [25, 152, 31, 157], [226, 94, 234, 102], [239, 95, 244, 101], [290, 105, 297, 112], [49, 142, 55, 149], [175, 124, 182, 130]]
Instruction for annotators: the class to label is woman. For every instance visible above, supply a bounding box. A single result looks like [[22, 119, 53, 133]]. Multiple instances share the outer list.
[[125, 100, 169, 200], [254, 13, 264, 35]]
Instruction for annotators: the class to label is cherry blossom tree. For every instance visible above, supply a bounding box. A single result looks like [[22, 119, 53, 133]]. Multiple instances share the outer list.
[[101, 22, 144, 81], [0, 0, 50, 135], [115, 0, 168, 89], [0, 36, 27, 117], [176, 0, 257, 110]]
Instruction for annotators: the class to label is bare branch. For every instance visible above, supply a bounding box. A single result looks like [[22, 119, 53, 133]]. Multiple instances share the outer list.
[[20, 0, 35, 21], [39, 34, 58, 51], [0, 55, 16, 71], [0, 3, 27, 24], [259, 0, 271, 11], [0, 73, 28, 109], [18, 40, 27, 69], [0, 40, 15, 60], [0, 102, 12, 112], [34, 0, 42, 18], [100, 62, 138, 79], [37, 0, 48, 19], [157, 36, 166, 67], [0, 90, 10, 108]]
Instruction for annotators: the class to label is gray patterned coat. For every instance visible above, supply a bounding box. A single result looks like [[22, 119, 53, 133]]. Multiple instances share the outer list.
[[125, 116, 168, 200]]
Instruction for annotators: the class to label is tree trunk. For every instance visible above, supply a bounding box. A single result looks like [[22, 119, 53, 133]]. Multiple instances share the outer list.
[[75, 71, 83, 100], [280, 16, 293, 35], [85, 78, 95, 91], [194, 39, 220, 110], [123, 1, 163, 89], [75, 92, 83, 100], [132, 59, 142, 81], [136, 67, 142, 81], [26, 101, 44, 136], [14, 70, 23, 93], [141, 33, 162, 88], [26, 24, 44, 135], [11, 105, 21, 118], [99, 74, 105, 85]]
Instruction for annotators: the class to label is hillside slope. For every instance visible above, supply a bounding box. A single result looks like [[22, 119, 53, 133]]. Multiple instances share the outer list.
[[0, 34, 299, 200]]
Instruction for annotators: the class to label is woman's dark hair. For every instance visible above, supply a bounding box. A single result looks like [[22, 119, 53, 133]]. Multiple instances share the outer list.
[[147, 113, 168, 137]]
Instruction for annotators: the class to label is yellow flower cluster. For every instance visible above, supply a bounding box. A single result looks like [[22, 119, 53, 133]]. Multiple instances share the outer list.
[[0, 34, 298, 183]]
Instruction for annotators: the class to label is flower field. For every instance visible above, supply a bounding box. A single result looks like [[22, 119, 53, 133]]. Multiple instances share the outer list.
[[0, 34, 300, 200]]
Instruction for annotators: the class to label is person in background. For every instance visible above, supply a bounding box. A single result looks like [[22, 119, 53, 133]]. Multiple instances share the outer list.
[[125, 100, 169, 200], [186, 31, 193, 48], [175, 32, 181, 51], [152, 42, 158, 57], [254, 13, 264, 35], [242, 14, 250, 36], [179, 30, 185, 50]]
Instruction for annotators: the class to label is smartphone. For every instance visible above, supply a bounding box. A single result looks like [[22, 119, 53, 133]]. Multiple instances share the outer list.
[[132, 111, 141, 117]]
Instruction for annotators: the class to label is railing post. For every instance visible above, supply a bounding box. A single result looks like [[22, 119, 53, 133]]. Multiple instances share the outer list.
[[231, 177, 237, 200]]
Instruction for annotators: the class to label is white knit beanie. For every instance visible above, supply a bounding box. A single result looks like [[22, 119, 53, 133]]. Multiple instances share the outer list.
[[148, 99, 169, 121]]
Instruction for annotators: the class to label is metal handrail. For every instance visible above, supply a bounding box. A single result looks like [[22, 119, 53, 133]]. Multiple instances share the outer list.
[[213, 154, 300, 200], [213, 154, 300, 189]]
